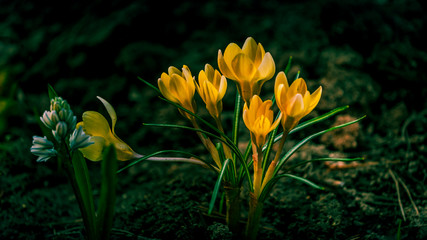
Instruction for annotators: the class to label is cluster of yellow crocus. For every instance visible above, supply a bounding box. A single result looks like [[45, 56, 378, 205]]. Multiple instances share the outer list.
[[76, 37, 321, 167], [154, 37, 322, 173]]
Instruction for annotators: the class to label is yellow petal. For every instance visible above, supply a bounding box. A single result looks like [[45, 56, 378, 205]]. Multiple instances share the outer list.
[[287, 94, 305, 117], [256, 52, 275, 81], [289, 78, 307, 98], [223, 43, 242, 66], [169, 74, 187, 103], [218, 50, 237, 80], [158, 77, 178, 103], [242, 105, 252, 132], [242, 37, 257, 61], [97, 96, 117, 135], [231, 53, 256, 81], [182, 65, 193, 81], [79, 136, 106, 161], [82, 111, 111, 137], [110, 137, 142, 161], [212, 69, 222, 88], [274, 72, 289, 108], [305, 86, 322, 115], [275, 84, 287, 113], [168, 66, 182, 76], [204, 64, 215, 82], [76, 121, 84, 129], [270, 112, 283, 132], [254, 43, 265, 67], [247, 95, 262, 125], [218, 76, 227, 100]]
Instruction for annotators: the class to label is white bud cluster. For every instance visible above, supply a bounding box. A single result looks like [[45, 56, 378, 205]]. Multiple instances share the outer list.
[[30, 136, 57, 162], [32, 97, 93, 163], [40, 97, 77, 142]]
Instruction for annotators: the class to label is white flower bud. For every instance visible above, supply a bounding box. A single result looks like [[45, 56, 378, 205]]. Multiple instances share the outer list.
[[30, 136, 57, 162], [69, 126, 94, 152], [52, 121, 68, 142]]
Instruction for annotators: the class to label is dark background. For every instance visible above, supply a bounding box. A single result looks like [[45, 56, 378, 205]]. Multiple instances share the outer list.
[[1, 0, 426, 239]]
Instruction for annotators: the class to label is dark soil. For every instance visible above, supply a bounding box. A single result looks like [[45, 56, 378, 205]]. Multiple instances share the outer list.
[[1, 0, 426, 239]]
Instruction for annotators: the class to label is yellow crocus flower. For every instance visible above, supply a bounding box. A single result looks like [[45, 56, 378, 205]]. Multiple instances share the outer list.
[[78, 96, 142, 161], [243, 95, 282, 149], [158, 65, 196, 119], [274, 71, 322, 132], [196, 64, 227, 120], [218, 37, 275, 104]]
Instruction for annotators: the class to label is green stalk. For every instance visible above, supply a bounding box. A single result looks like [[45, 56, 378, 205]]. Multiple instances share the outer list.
[[223, 182, 242, 234], [97, 145, 117, 240], [245, 193, 264, 240], [62, 150, 97, 240]]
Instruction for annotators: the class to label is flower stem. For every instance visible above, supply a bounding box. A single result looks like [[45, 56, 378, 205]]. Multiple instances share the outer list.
[[224, 182, 242, 234], [190, 117, 221, 168], [62, 152, 97, 240], [245, 193, 264, 240], [261, 130, 288, 192]]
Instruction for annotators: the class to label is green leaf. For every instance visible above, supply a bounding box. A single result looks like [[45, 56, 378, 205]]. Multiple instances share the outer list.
[[138, 76, 161, 94], [285, 157, 364, 172], [208, 159, 231, 215], [396, 219, 402, 240], [143, 122, 253, 189], [159, 96, 232, 141], [232, 92, 242, 152], [291, 105, 350, 133], [71, 150, 97, 239], [273, 115, 366, 176], [270, 105, 350, 149], [259, 173, 324, 202], [97, 145, 117, 240], [117, 150, 214, 174], [216, 142, 233, 182], [140, 76, 231, 143], [284, 56, 292, 74], [279, 174, 324, 190], [47, 84, 58, 100], [143, 123, 242, 162], [261, 111, 282, 172]]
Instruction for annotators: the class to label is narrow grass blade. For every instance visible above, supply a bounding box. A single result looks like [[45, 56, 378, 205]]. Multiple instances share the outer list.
[[259, 173, 324, 202], [261, 111, 282, 172], [208, 159, 231, 215], [291, 105, 350, 133], [138, 77, 226, 139], [277, 173, 324, 190], [47, 84, 58, 100], [97, 145, 117, 239], [232, 92, 242, 151], [71, 150, 97, 239], [285, 157, 364, 172], [271, 105, 350, 145], [143, 123, 242, 162], [117, 149, 213, 174], [284, 56, 292, 74], [396, 219, 402, 240], [138, 76, 161, 94], [273, 115, 366, 176], [160, 96, 233, 141]]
